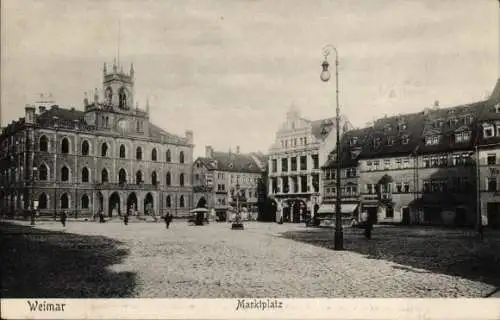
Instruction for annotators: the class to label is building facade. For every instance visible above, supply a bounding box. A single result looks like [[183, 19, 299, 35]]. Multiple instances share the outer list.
[[267, 106, 351, 223], [477, 80, 500, 228], [192, 146, 266, 220], [320, 127, 372, 224], [0, 61, 194, 219]]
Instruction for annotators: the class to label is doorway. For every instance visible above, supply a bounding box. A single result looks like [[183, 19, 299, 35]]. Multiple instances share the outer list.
[[144, 193, 154, 215], [109, 192, 120, 217], [127, 193, 137, 215], [487, 202, 500, 229], [455, 207, 467, 227], [402, 207, 410, 225]]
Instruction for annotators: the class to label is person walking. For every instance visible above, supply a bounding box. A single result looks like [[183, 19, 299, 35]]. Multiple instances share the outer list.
[[30, 209, 36, 226], [164, 211, 172, 229], [123, 210, 129, 226], [99, 210, 105, 223], [60, 210, 67, 227], [364, 211, 373, 240]]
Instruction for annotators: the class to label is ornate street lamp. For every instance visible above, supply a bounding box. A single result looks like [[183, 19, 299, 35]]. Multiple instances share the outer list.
[[320, 45, 343, 250], [231, 176, 244, 230]]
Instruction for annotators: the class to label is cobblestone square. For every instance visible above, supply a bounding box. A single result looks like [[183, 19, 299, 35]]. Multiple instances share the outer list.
[[2, 220, 499, 298]]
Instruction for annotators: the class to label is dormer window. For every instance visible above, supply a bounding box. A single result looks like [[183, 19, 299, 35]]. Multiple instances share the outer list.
[[402, 135, 409, 144], [484, 124, 494, 138], [398, 123, 407, 131], [455, 131, 471, 143], [349, 137, 358, 146], [494, 103, 500, 113], [448, 109, 455, 115], [425, 136, 440, 145], [387, 137, 394, 146]]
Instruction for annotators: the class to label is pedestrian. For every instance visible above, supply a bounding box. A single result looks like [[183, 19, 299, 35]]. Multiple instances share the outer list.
[[164, 211, 172, 229], [30, 209, 36, 225], [99, 210, 105, 223], [364, 211, 373, 240], [60, 210, 67, 227], [123, 211, 129, 226]]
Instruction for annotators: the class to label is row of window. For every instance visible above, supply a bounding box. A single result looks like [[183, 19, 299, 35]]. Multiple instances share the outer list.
[[365, 183, 411, 194], [35, 164, 187, 186], [324, 168, 357, 179], [325, 185, 358, 195], [365, 158, 411, 171], [280, 136, 308, 149], [425, 131, 471, 146], [270, 155, 319, 173], [422, 177, 471, 193], [36, 193, 187, 210], [38, 136, 186, 163], [269, 175, 319, 194], [483, 124, 500, 139]]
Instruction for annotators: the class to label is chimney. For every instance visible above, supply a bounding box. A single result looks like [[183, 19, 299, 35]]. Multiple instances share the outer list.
[[236, 146, 240, 154], [205, 145, 213, 158], [433, 100, 440, 107], [38, 106, 46, 114]]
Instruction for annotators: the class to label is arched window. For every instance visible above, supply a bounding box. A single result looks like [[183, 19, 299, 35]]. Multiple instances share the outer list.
[[81, 167, 89, 183], [166, 195, 171, 208], [61, 193, 69, 209], [179, 151, 185, 164], [119, 168, 127, 184], [166, 149, 171, 162], [179, 173, 185, 186], [61, 166, 69, 182], [101, 169, 109, 183], [39, 136, 49, 152], [166, 172, 171, 186], [105, 87, 113, 105], [152, 171, 158, 185], [136, 147, 142, 160], [101, 143, 108, 157], [81, 140, 90, 156], [38, 164, 48, 181], [61, 138, 70, 154], [119, 144, 126, 158], [81, 194, 89, 209], [152, 148, 157, 161], [38, 193, 48, 209], [136, 170, 142, 184], [119, 87, 127, 109], [179, 195, 185, 208]]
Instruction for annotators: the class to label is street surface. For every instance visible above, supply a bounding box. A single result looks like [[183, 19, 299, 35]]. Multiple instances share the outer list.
[[2, 220, 499, 298]]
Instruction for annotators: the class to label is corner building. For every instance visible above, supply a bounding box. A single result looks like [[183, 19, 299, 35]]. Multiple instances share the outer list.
[[0, 61, 194, 218]]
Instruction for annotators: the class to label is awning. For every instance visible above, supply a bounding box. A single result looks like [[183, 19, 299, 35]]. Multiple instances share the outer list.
[[317, 203, 359, 214]]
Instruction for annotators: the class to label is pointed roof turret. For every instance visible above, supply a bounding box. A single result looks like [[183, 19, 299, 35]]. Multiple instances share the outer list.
[[130, 63, 135, 78], [490, 78, 500, 102]]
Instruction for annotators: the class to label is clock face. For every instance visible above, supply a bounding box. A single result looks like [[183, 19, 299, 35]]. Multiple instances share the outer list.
[[116, 119, 128, 133]]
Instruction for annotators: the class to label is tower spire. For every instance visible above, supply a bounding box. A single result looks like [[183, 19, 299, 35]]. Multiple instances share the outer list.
[[146, 98, 150, 114], [117, 18, 121, 69]]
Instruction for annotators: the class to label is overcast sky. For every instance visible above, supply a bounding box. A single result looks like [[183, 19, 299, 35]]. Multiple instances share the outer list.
[[1, 0, 498, 157]]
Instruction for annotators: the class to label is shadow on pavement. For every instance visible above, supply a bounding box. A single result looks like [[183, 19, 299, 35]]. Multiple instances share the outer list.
[[281, 226, 500, 289], [1, 222, 137, 298]]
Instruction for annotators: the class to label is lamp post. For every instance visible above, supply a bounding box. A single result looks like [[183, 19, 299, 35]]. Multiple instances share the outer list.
[[320, 45, 343, 250], [231, 176, 244, 229], [31, 166, 38, 225]]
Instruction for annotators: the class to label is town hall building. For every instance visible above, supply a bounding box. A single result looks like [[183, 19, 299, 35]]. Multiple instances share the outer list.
[[0, 60, 194, 219]]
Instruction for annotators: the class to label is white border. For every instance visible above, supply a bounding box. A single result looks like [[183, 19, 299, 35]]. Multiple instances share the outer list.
[[1, 298, 499, 320]]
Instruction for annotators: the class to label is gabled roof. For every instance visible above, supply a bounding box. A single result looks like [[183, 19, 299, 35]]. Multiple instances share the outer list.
[[418, 101, 485, 154], [149, 123, 189, 145], [360, 112, 424, 159], [37, 106, 85, 123], [195, 151, 264, 174], [323, 126, 373, 168]]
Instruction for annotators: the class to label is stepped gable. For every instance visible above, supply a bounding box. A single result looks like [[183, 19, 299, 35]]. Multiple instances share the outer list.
[[418, 101, 484, 154], [360, 112, 425, 159], [323, 126, 373, 168]]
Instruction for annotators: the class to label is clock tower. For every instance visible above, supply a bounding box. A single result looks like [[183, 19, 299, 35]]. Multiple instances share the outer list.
[[102, 59, 135, 111]]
